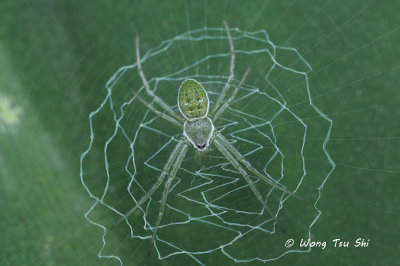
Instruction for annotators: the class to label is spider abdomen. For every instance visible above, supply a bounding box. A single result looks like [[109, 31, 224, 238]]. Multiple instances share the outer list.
[[178, 79, 210, 120]]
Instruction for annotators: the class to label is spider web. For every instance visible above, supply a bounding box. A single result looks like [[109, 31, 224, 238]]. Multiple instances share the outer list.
[[80, 25, 334, 265]]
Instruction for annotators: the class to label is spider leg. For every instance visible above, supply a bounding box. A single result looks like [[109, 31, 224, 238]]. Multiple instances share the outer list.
[[148, 141, 188, 251], [213, 136, 278, 220], [212, 66, 251, 122], [210, 20, 235, 116], [215, 132, 308, 204], [136, 36, 183, 123], [110, 139, 186, 231], [132, 90, 182, 128]]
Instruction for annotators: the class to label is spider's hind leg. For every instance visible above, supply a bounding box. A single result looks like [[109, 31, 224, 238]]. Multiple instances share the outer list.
[[135, 36, 183, 123], [210, 20, 236, 117]]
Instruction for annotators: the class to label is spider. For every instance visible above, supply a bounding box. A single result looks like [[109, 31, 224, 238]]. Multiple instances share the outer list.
[[111, 21, 307, 246]]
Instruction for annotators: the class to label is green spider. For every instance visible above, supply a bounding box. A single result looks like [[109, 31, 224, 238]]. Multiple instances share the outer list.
[[111, 21, 306, 247]]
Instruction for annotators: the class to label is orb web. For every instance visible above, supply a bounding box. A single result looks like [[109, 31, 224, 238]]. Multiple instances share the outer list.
[[80, 25, 334, 265]]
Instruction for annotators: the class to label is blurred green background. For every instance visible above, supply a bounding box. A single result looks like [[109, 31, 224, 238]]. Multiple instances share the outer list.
[[1, 0, 399, 265]]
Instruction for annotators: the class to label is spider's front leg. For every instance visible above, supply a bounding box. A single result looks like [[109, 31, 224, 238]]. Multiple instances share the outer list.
[[212, 131, 308, 233], [215, 132, 308, 204], [212, 133, 278, 220], [110, 139, 187, 231], [148, 140, 188, 251]]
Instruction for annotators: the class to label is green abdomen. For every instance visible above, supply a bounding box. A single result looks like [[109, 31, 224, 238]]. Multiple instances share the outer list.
[[178, 79, 209, 120]]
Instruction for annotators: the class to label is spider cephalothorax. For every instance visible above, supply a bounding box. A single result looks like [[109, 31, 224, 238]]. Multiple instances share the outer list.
[[111, 21, 307, 250]]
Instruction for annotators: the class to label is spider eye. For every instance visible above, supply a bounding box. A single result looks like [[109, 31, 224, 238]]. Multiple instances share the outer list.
[[197, 143, 206, 149]]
